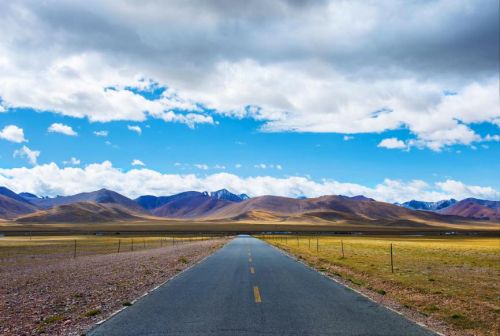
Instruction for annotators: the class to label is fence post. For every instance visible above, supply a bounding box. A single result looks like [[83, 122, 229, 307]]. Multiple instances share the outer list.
[[73, 240, 77, 258], [316, 236, 319, 252], [117, 239, 121, 253], [143, 239, 146, 249], [131, 238, 134, 251], [341, 240, 344, 258], [296, 235, 299, 247], [308, 237, 311, 249], [390, 243, 394, 273]]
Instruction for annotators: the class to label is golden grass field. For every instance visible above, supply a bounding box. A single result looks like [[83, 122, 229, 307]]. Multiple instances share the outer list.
[[0, 234, 217, 266], [261, 235, 500, 336]]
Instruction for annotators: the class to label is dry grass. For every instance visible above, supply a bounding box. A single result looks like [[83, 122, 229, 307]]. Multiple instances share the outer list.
[[261, 235, 500, 336], [0, 234, 215, 267]]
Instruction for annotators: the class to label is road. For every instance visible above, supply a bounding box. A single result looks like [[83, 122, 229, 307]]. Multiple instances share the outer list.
[[89, 236, 435, 335]]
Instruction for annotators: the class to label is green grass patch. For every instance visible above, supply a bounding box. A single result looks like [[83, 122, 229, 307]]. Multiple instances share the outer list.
[[84, 309, 102, 317], [42, 314, 62, 324]]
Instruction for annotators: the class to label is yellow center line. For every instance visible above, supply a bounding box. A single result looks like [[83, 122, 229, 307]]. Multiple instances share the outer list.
[[253, 286, 262, 303], [250, 267, 255, 274]]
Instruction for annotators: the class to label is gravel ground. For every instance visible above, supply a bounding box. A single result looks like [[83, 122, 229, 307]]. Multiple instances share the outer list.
[[0, 239, 227, 335]]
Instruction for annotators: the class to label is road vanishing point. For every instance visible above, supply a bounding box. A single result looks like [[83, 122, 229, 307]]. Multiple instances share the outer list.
[[89, 236, 436, 336]]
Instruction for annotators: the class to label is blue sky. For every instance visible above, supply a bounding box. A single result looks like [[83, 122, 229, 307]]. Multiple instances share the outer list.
[[0, 0, 498, 201]]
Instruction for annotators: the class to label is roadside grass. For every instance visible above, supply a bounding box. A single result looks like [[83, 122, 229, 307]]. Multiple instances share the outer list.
[[0, 235, 216, 266], [261, 235, 500, 336]]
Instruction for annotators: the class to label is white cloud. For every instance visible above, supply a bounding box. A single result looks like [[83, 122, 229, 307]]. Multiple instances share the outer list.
[[436, 180, 499, 201], [131, 159, 145, 166], [254, 163, 283, 170], [235, 164, 242, 168], [214, 164, 226, 170], [194, 164, 209, 170], [0, 1, 497, 150], [127, 125, 142, 135], [0, 125, 26, 143], [63, 157, 80, 165], [161, 111, 214, 129], [48, 123, 77, 136], [13, 146, 40, 165], [343, 135, 354, 141], [0, 161, 498, 202], [94, 130, 109, 137], [378, 138, 407, 150], [483, 134, 500, 142]]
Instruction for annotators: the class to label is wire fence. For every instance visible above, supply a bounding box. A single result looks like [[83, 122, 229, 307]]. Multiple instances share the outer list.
[[0, 233, 226, 263]]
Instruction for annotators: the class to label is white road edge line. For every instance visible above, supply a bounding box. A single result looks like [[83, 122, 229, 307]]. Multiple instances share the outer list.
[[262, 239, 445, 336], [91, 239, 230, 329]]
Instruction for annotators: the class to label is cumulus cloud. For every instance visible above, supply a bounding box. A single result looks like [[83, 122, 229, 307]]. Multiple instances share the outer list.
[[131, 159, 145, 166], [13, 146, 40, 165], [127, 125, 142, 135], [0, 125, 26, 143], [378, 138, 407, 150], [48, 123, 77, 136], [0, 1, 497, 150], [0, 161, 498, 202], [94, 130, 108, 137]]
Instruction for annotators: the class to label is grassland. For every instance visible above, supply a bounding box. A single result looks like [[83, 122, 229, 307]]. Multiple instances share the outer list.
[[261, 235, 500, 336], [0, 234, 217, 266]]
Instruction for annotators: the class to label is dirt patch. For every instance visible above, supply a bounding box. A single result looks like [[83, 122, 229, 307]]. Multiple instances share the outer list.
[[0, 239, 227, 335]]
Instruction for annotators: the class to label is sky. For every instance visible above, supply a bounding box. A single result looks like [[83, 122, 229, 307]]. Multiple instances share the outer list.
[[0, 0, 499, 202]]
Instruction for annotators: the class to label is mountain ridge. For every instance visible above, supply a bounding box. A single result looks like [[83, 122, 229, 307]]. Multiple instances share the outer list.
[[0, 185, 499, 225]]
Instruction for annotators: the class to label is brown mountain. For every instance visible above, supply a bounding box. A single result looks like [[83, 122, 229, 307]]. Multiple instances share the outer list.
[[0, 194, 38, 219], [29, 188, 145, 213], [152, 191, 232, 218], [0, 187, 38, 219], [15, 201, 145, 223], [439, 198, 500, 220], [205, 195, 460, 227]]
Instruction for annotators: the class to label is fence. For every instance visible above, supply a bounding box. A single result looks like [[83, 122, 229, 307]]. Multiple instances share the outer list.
[[0, 233, 225, 261]]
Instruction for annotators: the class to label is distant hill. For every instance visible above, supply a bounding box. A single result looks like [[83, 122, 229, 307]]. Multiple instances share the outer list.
[[19, 192, 39, 200], [0, 195, 38, 219], [1, 185, 498, 228], [152, 191, 232, 218], [0, 187, 38, 219], [438, 198, 500, 220], [29, 188, 145, 213], [398, 199, 457, 211], [205, 195, 448, 224], [15, 202, 143, 223], [0, 187, 36, 205], [136, 189, 249, 211]]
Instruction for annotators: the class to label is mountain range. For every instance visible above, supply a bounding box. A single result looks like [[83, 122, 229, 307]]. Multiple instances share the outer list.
[[397, 198, 500, 221], [0, 186, 499, 227]]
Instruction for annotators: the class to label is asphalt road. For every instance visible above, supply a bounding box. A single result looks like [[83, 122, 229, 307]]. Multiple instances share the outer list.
[[88, 236, 435, 336]]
